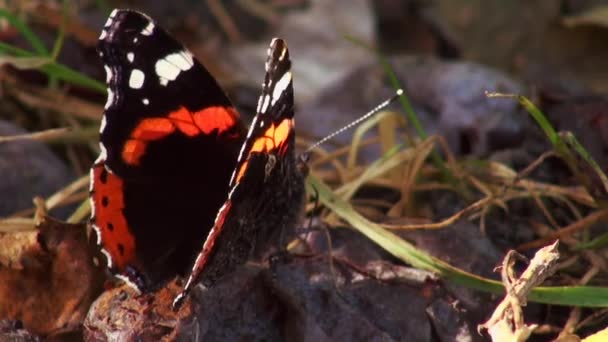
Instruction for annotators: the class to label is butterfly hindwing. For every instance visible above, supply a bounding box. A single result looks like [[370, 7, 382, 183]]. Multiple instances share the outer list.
[[173, 38, 305, 309]]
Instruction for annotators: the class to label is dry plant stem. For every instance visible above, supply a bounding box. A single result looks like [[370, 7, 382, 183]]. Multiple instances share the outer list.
[[514, 181, 594, 208], [508, 151, 558, 193], [206, 0, 243, 43], [33, 196, 48, 225], [378, 113, 400, 183], [560, 307, 582, 340], [434, 135, 457, 166], [583, 250, 607, 273], [60, 111, 97, 171], [2, 74, 102, 120], [556, 255, 579, 271], [45, 175, 89, 210], [236, 0, 280, 25], [0, 127, 70, 143], [309, 136, 382, 169], [350, 198, 396, 210], [479, 241, 560, 342], [309, 135, 385, 187], [558, 230, 607, 273], [517, 208, 608, 250], [401, 135, 434, 210], [467, 174, 495, 198], [411, 182, 454, 192], [32, 2, 99, 46], [532, 324, 562, 335], [491, 151, 594, 207], [0, 217, 36, 233], [576, 308, 608, 331], [523, 182, 560, 230], [307, 147, 348, 184], [558, 253, 602, 339], [65, 142, 83, 174], [381, 196, 493, 230]]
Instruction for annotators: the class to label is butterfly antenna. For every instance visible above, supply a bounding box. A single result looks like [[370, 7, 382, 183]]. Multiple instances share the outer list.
[[304, 88, 403, 153]]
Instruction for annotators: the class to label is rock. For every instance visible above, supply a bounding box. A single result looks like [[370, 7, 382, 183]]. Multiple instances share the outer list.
[[299, 56, 527, 158], [0, 120, 74, 217]]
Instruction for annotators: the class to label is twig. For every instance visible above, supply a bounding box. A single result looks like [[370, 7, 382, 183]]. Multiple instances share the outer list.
[[0, 127, 69, 143], [517, 209, 608, 251], [479, 241, 560, 341]]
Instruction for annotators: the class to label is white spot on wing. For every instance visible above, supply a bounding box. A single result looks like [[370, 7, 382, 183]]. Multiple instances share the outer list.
[[129, 69, 145, 89], [100, 115, 107, 133], [142, 98, 149, 105], [89, 203, 96, 232], [260, 94, 270, 113], [99, 29, 107, 40], [104, 14, 115, 28], [256, 95, 263, 113], [104, 65, 112, 83], [154, 51, 194, 86], [101, 248, 113, 269], [271, 71, 291, 105], [141, 21, 155, 36], [96, 142, 108, 163], [127, 52, 134, 62], [246, 115, 258, 139], [104, 88, 114, 109], [162, 51, 194, 71], [92, 222, 103, 246], [279, 45, 287, 61], [89, 168, 95, 192]]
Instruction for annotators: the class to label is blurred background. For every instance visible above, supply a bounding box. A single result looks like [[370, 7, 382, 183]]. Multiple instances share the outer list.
[[2, 1, 608, 341]]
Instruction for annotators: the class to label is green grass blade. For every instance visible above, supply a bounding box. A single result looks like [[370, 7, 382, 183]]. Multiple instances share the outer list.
[[561, 131, 608, 194], [574, 231, 608, 250], [0, 42, 105, 93], [486, 92, 564, 152], [307, 174, 608, 307], [343, 35, 426, 140], [44, 62, 106, 92], [50, 0, 69, 61], [0, 55, 52, 69], [0, 41, 32, 56], [343, 36, 457, 186], [0, 9, 48, 55]]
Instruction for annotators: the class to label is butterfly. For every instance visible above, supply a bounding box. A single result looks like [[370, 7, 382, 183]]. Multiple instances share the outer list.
[[90, 9, 305, 308]]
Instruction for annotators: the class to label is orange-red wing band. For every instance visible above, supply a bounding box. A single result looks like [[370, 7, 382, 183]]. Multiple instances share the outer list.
[[121, 106, 239, 165], [235, 118, 293, 184], [91, 164, 135, 271]]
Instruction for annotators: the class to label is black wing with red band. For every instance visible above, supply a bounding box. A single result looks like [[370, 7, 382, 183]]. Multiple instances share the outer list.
[[173, 38, 305, 309], [91, 9, 305, 307], [90, 9, 246, 290]]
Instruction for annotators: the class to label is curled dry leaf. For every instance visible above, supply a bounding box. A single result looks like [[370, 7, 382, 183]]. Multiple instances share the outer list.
[[0, 216, 104, 338]]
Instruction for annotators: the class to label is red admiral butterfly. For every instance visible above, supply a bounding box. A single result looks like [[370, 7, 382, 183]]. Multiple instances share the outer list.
[[89, 9, 305, 309]]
